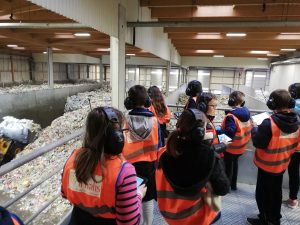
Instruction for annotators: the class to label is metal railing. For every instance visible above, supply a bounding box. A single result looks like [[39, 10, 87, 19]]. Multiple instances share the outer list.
[[0, 128, 85, 225]]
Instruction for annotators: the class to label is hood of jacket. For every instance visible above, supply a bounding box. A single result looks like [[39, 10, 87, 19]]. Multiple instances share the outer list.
[[160, 140, 215, 196], [225, 107, 250, 122], [271, 111, 300, 134], [126, 108, 154, 140]]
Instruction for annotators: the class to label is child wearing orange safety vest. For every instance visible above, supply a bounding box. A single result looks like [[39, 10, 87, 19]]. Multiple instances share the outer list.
[[61, 107, 146, 225], [156, 109, 230, 225], [123, 85, 163, 225], [217, 91, 251, 191], [247, 90, 300, 225], [148, 86, 172, 146], [185, 80, 202, 109]]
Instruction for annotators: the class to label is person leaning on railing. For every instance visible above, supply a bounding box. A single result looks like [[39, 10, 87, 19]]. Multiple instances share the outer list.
[[61, 107, 147, 225]]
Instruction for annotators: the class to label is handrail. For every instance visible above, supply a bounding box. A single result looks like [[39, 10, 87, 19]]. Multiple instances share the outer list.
[[3, 166, 63, 208], [0, 128, 84, 176], [24, 193, 60, 225], [167, 104, 271, 114]]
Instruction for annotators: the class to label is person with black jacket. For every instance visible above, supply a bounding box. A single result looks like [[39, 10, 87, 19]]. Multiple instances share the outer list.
[[247, 89, 300, 225], [185, 80, 202, 109], [156, 109, 230, 225]]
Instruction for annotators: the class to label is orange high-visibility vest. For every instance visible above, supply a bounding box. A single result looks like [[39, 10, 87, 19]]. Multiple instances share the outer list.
[[62, 149, 125, 219], [206, 121, 224, 157], [148, 105, 172, 124], [221, 113, 251, 155], [254, 118, 300, 174], [123, 117, 159, 164], [156, 167, 218, 225]]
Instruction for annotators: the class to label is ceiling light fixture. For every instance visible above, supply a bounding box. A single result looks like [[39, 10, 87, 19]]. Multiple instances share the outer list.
[[198, 32, 220, 35], [280, 33, 300, 35], [74, 33, 91, 37], [196, 50, 214, 53], [226, 33, 246, 37], [126, 53, 136, 56], [280, 48, 296, 51], [7, 44, 18, 48], [267, 53, 279, 57], [213, 55, 224, 58], [43, 51, 47, 54], [254, 74, 267, 78], [257, 58, 268, 61], [250, 50, 269, 54], [13, 47, 25, 50], [96, 48, 110, 51]]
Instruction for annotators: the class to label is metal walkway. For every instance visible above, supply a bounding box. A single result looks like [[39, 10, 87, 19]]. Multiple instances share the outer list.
[[153, 183, 300, 225]]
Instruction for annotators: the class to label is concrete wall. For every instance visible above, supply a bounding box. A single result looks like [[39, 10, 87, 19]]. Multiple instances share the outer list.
[[0, 84, 101, 127]]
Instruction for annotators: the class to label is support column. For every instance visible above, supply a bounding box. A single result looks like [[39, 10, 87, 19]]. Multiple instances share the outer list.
[[10, 56, 15, 83], [110, 4, 126, 110], [166, 61, 171, 96], [177, 67, 181, 88], [47, 47, 54, 88], [99, 57, 104, 83]]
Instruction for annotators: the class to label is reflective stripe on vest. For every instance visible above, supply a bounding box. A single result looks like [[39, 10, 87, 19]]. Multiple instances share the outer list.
[[62, 149, 124, 219], [156, 167, 218, 225], [123, 117, 159, 163], [254, 118, 299, 173], [221, 114, 251, 155]]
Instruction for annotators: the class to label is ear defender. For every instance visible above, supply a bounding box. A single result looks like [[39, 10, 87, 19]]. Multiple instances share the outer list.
[[267, 96, 276, 110], [228, 97, 236, 107], [124, 97, 134, 110], [197, 93, 208, 113], [101, 107, 125, 155], [187, 108, 205, 141], [144, 96, 152, 108]]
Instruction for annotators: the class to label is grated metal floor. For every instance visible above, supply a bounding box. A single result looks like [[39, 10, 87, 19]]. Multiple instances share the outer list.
[[152, 183, 300, 225]]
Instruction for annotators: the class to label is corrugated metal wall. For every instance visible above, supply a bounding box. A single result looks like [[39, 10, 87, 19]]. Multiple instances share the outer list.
[[0, 55, 30, 83], [28, 0, 119, 37]]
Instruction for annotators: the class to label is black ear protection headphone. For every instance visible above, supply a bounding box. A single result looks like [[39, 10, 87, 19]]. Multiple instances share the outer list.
[[197, 93, 209, 113], [187, 108, 206, 141], [289, 83, 300, 99], [185, 80, 202, 97], [124, 95, 151, 110], [228, 93, 245, 107], [100, 107, 125, 155], [267, 95, 296, 110]]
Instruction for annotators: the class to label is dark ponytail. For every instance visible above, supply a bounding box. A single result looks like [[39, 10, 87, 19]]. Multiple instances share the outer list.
[[74, 107, 123, 184]]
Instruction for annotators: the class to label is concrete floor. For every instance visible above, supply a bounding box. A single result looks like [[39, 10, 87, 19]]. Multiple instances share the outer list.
[[153, 183, 300, 225]]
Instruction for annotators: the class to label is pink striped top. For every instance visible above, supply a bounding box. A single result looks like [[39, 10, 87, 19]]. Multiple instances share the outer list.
[[116, 163, 142, 225]]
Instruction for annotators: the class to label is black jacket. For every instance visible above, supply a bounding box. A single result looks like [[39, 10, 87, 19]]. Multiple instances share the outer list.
[[159, 140, 230, 196], [252, 112, 300, 149]]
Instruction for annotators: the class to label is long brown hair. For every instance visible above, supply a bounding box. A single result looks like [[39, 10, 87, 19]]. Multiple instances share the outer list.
[[74, 107, 124, 184], [148, 86, 167, 117]]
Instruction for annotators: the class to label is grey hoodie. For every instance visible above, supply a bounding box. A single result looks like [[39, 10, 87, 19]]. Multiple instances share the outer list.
[[126, 114, 153, 141]]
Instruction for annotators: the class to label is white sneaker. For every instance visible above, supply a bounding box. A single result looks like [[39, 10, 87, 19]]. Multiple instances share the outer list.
[[287, 199, 298, 209]]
